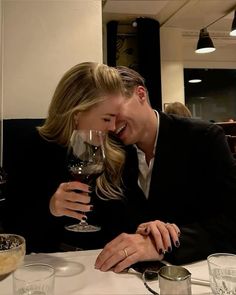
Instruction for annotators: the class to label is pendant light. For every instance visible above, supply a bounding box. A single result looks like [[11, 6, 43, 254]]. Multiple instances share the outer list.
[[195, 6, 236, 54], [195, 28, 216, 54], [188, 70, 202, 83], [230, 10, 236, 36]]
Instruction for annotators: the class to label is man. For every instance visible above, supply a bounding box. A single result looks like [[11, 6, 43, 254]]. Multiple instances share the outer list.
[[95, 66, 236, 272]]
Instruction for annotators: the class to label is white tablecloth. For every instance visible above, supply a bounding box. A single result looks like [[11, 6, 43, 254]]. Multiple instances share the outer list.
[[1, 249, 212, 295]]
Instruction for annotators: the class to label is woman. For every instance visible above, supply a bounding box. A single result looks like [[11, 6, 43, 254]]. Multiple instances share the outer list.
[[164, 102, 192, 118], [4, 62, 126, 253]]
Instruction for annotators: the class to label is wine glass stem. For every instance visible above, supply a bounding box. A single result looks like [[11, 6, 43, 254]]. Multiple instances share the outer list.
[[79, 218, 88, 226]]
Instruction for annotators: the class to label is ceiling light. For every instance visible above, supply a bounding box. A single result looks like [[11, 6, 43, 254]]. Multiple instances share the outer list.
[[195, 28, 216, 54], [188, 70, 202, 83], [189, 78, 202, 83], [132, 20, 137, 28], [230, 11, 236, 36]]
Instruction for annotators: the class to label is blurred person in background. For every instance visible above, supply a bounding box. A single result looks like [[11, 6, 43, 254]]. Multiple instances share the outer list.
[[164, 101, 192, 118]]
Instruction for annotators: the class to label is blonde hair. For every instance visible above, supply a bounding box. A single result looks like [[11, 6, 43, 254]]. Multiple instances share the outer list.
[[116, 66, 146, 98], [38, 62, 125, 199], [165, 102, 192, 118]]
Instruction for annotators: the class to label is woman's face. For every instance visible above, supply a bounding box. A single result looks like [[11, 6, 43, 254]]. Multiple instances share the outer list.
[[75, 94, 124, 132]]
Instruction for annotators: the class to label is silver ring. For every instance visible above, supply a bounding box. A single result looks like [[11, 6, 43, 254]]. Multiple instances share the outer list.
[[123, 248, 128, 258]]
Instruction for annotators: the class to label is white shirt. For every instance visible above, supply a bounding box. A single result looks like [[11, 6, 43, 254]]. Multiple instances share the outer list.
[[134, 110, 159, 199]]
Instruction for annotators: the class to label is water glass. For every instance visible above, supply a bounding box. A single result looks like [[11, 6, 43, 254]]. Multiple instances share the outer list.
[[207, 253, 236, 295], [13, 263, 55, 295]]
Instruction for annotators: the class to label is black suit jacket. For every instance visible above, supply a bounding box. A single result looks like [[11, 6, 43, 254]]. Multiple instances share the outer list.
[[97, 112, 236, 264]]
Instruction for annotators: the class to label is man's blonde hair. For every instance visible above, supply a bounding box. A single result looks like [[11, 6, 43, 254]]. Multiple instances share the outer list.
[[116, 66, 146, 98]]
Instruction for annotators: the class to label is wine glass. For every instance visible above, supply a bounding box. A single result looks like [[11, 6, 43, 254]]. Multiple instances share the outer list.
[[65, 129, 105, 233], [0, 167, 7, 232]]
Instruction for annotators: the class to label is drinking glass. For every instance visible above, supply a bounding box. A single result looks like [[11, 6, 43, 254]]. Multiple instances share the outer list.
[[207, 253, 236, 295], [13, 263, 55, 295], [65, 129, 105, 233]]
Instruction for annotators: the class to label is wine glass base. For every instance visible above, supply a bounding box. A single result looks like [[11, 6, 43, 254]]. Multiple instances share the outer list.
[[65, 223, 101, 233]]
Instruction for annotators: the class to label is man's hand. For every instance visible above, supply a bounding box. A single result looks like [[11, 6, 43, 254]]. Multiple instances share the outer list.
[[95, 233, 163, 273]]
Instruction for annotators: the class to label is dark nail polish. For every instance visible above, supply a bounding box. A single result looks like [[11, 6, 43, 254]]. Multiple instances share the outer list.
[[159, 248, 163, 255], [168, 246, 172, 253], [175, 241, 180, 248], [144, 227, 148, 233], [82, 216, 87, 221]]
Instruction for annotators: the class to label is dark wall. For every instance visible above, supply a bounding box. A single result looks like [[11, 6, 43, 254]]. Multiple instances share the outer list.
[[107, 17, 162, 110]]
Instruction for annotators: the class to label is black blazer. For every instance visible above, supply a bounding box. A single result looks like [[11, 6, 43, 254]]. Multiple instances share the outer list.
[[97, 112, 236, 264]]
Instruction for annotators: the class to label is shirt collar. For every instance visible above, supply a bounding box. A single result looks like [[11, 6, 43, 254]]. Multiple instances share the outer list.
[[134, 109, 159, 156]]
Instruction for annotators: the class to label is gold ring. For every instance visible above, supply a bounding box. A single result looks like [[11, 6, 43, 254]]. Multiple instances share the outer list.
[[123, 248, 128, 258]]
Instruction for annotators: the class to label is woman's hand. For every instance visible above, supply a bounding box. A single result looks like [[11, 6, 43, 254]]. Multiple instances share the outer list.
[[49, 181, 92, 220], [136, 220, 180, 254], [95, 233, 163, 273]]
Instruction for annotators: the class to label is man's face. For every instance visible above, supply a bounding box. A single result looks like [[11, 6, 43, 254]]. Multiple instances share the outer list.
[[115, 86, 148, 145]]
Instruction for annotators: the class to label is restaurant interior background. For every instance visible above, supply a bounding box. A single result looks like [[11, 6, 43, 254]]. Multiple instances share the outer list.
[[103, 0, 236, 122], [0, 0, 236, 233], [1, 0, 236, 162]]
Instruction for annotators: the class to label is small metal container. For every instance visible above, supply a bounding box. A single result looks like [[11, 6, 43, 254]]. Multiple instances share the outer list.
[[143, 265, 192, 295]]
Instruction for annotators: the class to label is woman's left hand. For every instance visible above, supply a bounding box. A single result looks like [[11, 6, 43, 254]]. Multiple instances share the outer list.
[[136, 220, 180, 254]]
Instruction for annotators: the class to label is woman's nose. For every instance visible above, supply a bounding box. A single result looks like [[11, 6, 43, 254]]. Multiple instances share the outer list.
[[107, 119, 116, 131]]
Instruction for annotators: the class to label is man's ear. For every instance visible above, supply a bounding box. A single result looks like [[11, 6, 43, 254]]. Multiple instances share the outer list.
[[136, 86, 147, 102], [74, 112, 80, 128]]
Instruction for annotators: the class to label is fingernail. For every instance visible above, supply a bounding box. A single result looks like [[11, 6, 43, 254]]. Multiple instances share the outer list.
[[167, 246, 172, 253], [144, 227, 148, 233], [175, 241, 180, 248], [159, 248, 163, 255], [82, 216, 87, 221]]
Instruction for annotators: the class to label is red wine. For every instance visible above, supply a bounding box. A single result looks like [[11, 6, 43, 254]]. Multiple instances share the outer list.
[[71, 172, 102, 185], [68, 162, 103, 186]]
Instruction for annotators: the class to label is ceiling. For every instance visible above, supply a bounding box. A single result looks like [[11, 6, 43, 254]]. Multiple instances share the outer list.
[[102, 0, 236, 34]]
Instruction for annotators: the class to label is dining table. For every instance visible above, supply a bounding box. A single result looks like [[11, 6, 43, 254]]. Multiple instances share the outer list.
[[1, 249, 212, 295]]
